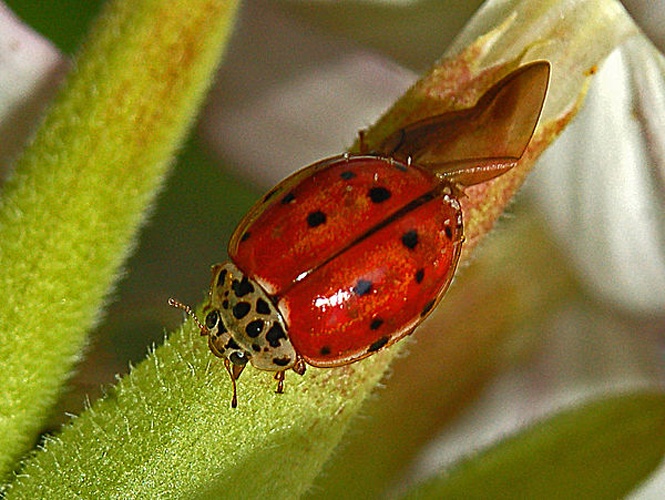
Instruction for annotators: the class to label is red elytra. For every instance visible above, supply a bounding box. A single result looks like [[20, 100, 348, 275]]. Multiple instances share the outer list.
[[170, 61, 550, 408], [230, 155, 463, 367]]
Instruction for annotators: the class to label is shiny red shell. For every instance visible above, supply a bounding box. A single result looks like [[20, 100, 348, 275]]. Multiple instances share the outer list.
[[228, 155, 463, 366], [226, 60, 552, 369]]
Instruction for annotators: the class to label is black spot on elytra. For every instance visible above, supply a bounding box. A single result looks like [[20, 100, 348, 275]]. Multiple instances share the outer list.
[[256, 298, 271, 315], [415, 268, 425, 284], [340, 171, 356, 180], [281, 192, 296, 204], [266, 323, 287, 348], [232, 302, 251, 320], [353, 279, 373, 296], [245, 320, 264, 338], [444, 225, 453, 240], [240, 232, 251, 242], [368, 186, 391, 203], [307, 210, 327, 228], [370, 317, 384, 330], [401, 229, 419, 250], [232, 276, 254, 297], [368, 336, 389, 352], [272, 356, 291, 367], [222, 299, 229, 310], [320, 345, 331, 356], [421, 299, 436, 317]]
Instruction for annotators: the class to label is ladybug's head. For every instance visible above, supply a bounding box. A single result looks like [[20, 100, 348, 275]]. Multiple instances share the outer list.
[[167, 295, 252, 371], [209, 262, 298, 373], [169, 262, 300, 407]]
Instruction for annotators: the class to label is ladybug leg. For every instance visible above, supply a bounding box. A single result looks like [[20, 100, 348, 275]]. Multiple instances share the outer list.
[[224, 358, 245, 409], [274, 370, 286, 394], [293, 356, 306, 376]]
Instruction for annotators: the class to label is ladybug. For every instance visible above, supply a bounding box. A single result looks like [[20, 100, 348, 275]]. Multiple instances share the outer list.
[[170, 61, 550, 407]]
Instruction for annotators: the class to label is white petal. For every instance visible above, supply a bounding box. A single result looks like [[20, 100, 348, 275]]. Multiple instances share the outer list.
[[529, 38, 665, 315]]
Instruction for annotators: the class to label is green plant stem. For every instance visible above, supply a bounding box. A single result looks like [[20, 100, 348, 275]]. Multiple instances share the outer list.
[[0, 0, 239, 480]]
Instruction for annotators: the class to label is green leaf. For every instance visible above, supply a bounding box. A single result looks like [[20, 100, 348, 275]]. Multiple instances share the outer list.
[[407, 392, 665, 499], [0, 0, 240, 480], [5, 319, 395, 497]]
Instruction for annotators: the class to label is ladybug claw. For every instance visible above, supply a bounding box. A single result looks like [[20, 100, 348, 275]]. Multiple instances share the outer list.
[[274, 371, 285, 394]]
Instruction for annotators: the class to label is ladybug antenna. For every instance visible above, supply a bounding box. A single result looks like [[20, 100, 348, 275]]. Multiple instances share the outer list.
[[168, 298, 209, 336]]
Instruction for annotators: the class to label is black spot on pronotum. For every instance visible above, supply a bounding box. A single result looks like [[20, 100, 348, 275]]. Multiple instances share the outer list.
[[421, 299, 436, 317], [256, 298, 271, 315], [216, 269, 227, 287], [307, 210, 327, 228], [272, 356, 291, 367], [281, 192, 296, 204], [401, 229, 418, 250], [232, 276, 254, 297], [368, 336, 389, 352], [320, 345, 331, 356], [340, 171, 356, 180], [370, 317, 384, 330], [226, 337, 241, 350], [415, 268, 425, 284], [218, 319, 228, 334], [266, 323, 287, 348], [252, 343, 261, 352], [232, 302, 251, 320], [444, 225, 453, 240], [245, 320, 264, 338], [353, 279, 373, 296], [368, 186, 391, 203], [222, 299, 229, 310]]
